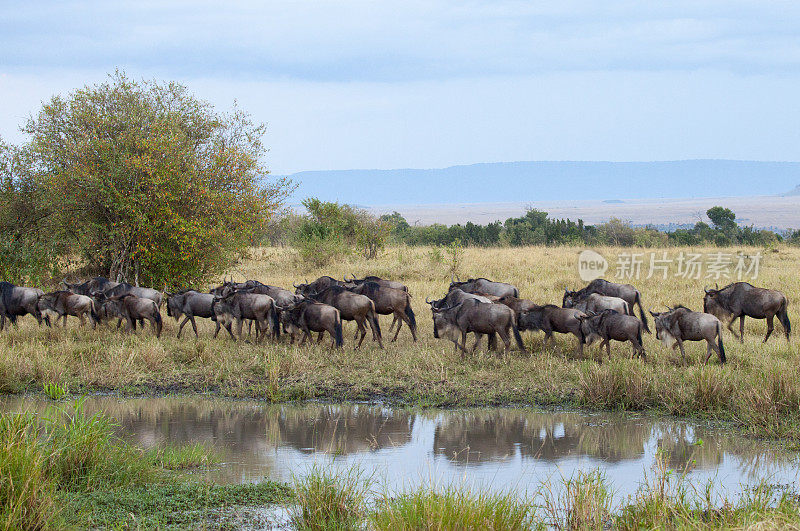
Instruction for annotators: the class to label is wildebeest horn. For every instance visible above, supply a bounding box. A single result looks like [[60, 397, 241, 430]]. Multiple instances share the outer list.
[[704, 286, 711, 294], [425, 297, 432, 305], [293, 281, 301, 288], [451, 274, 455, 283], [649, 309, 659, 317]]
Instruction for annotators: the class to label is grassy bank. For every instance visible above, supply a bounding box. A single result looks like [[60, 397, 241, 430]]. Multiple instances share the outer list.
[[0, 400, 291, 529], [293, 461, 800, 530], [1, 246, 798, 443]]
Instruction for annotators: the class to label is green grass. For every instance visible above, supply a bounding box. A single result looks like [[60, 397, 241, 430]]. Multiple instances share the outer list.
[[61, 481, 292, 529], [372, 487, 537, 531], [146, 442, 222, 470], [0, 399, 260, 529], [288, 461, 800, 530], [291, 465, 371, 530]]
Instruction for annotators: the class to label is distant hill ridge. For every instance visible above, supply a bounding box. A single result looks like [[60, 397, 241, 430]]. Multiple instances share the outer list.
[[785, 184, 800, 196], [284, 160, 800, 205]]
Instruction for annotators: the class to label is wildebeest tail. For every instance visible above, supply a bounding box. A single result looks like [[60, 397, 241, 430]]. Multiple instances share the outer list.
[[636, 292, 651, 333], [334, 316, 344, 347], [369, 301, 382, 339], [153, 308, 162, 325], [717, 321, 726, 363], [404, 299, 417, 333], [778, 297, 791, 339], [270, 304, 280, 338], [512, 324, 525, 351], [90, 298, 100, 323]]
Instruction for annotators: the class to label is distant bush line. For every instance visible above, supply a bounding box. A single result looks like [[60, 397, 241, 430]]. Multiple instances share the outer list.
[[265, 200, 798, 264]]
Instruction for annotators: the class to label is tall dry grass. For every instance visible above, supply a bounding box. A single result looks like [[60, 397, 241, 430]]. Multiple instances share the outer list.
[[1, 245, 798, 441]]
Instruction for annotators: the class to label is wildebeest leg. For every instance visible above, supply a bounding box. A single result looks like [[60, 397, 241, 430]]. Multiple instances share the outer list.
[[177, 316, 191, 338], [317, 332, 325, 343], [677, 339, 687, 364], [630, 337, 645, 359], [61, 314, 68, 327], [388, 315, 398, 333], [705, 340, 715, 365], [471, 333, 482, 353], [126, 317, 136, 333], [498, 327, 511, 354], [299, 331, 310, 346], [189, 316, 199, 338], [763, 315, 774, 343], [236, 318, 245, 340], [78, 313, 86, 327], [601, 339, 611, 360], [725, 315, 739, 340], [391, 311, 403, 342], [355, 318, 367, 348]]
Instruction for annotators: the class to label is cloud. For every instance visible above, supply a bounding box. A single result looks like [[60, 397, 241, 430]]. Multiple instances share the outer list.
[[3, 1, 800, 81]]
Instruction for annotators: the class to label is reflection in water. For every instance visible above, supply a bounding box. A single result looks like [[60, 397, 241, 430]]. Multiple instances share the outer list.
[[0, 397, 797, 498]]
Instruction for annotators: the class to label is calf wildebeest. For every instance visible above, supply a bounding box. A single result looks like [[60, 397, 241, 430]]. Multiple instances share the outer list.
[[578, 309, 646, 361], [307, 286, 383, 348], [563, 292, 630, 316], [448, 277, 519, 298], [279, 300, 344, 348], [102, 282, 163, 307], [62, 277, 119, 296], [166, 290, 218, 338], [0, 282, 44, 330], [650, 306, 725, 364], [38, 291, 97, 328], [95, 293, 162, 337], [564, 279, 649, 333], [343, 274, 409, 292], [294, 276, 343, 296], [347, 282, 416, 341], [517, 305, 586, 355], [213, 291, 278, 341], [703, 282, 790, 343], [431, 299, 524, 355]]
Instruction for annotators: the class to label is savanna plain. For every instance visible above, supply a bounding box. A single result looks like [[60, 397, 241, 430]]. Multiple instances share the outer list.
[[3, 245, 800, 529]]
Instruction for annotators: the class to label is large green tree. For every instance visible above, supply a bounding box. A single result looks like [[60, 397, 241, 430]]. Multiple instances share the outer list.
[[13, 72, 290, 288]]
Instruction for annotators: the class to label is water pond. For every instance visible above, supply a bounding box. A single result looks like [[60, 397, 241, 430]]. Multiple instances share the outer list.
[[1, 396, 797, 501]]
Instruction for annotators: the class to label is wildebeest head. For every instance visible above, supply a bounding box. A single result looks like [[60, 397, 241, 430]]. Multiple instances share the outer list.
[[562, 289, 578, 308], [702, 285, 729, 319], [430, 302, 460, 340], [650, 307, 682, 344], [576, 311, 605, 345]]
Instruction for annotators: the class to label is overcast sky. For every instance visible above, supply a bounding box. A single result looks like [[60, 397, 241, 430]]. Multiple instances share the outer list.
[[2, 1, 799, 174]]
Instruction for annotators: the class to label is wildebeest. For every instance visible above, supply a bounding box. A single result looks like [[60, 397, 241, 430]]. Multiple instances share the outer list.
[[294, 276, 343, 296], [307, 286, 383, 348], [347, 282, 416, 341], [62, 277, 119, 296], [166, 290, 217, 338], [213, 291, 278, 341], [448, 277, 519, 298], [578, 309, 646, 360], [650, 306, 725, 364], [343, 274, 409, 292], [102, 282, 163, 307], [95, 293, 162, 337], [38, 291, 97, 328], [279, 300, 344, 348], [496, 295, 539, 326], [517, 305, 586, 355], [427, 289, 494, 310], [564, 279, 649, 333], [563, 292, 630, 316], [0, 282, 44, 330], [703, 282, 790, 342], [431, 299, 524, 355]]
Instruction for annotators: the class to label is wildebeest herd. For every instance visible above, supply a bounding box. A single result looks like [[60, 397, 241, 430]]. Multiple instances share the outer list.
[[0, 274, 791, 364]]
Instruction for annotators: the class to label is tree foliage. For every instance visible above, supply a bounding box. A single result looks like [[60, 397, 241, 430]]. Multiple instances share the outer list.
[[8, 72, 290, 287], [294, 199, 389, 266]]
